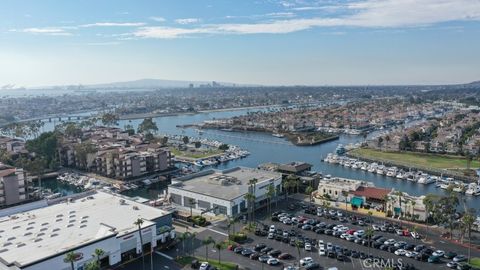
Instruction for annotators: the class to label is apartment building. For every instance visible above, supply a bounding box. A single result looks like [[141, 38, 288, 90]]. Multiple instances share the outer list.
[[0, 163, 30, 207]]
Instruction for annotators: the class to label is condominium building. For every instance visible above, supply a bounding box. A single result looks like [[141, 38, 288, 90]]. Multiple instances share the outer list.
[[0, 163, 30, 207]]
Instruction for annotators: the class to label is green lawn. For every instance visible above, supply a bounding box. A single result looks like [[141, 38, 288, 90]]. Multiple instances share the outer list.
[[170, 148, 223, 159], [350, 148, 480, 170], [175, 256, 237, 270], [469, 257, 480, 268]]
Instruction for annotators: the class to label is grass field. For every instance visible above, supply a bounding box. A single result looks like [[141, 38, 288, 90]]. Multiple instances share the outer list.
[[350, 148, 480, 170], [170, 148, 223, 159], [176, 256, 237, 270]]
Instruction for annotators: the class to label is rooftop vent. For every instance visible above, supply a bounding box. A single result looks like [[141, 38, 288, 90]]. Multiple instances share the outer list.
[[3, 242, 12, 247], [24, 232, 32, 236], [56, 214, 63, 218], [7, 237, 15, 241], [119, 199, 126, 205], [50, 234, 58, 237], [52, 228, 60, 232], [80, 220, 88, 224], [27, 222, 35, 225], [80, 224, 87, 228], [0, 249, 8, 253], [81, 216, 89, 219], [34, 238, 42, 242], [16, 243, 26, 248], [132, 206, 139, 210], [69, 219, 76, 223], [66, 224, 74, 228], [26, 226, 34, 230], [68, 210, 76, 214], [36, 233, 44, 237], [56, 218, 62, 222], [41, 222, 49, 226], [40, 228, 48, 232], [12, 226, 21, 230]]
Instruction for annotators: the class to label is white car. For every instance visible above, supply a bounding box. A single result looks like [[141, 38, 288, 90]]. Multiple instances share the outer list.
[[318, 239, 324, 247], [269, 225, 275, 233], [411, 231, 420, 239], [405, 251, 418, 258], [199, 262, 210, 270], [354, 230, 365, 237], [268, 233, 274, 239], [346, 235, 357, 242], [394, 249, 407, 256], [319, 247, 326, 256], [340, 233, 348, 239], [300, 257, 313, 266], [432, 250, 445, 257], [283, 218, 292, 225], [326, 242, 333, 251], [267, 258, 280, 265], [305, 243, 312, 251], [372, 224, 380, 231], [384, 239, 396, 245]]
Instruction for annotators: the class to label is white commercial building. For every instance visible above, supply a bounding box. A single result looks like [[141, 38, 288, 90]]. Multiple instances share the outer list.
[[0, 191, 174, 270], [168, 167, 282, 217]]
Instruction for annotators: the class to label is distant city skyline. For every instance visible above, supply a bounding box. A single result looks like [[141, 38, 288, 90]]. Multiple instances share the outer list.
[[1, 0, 480, 87]]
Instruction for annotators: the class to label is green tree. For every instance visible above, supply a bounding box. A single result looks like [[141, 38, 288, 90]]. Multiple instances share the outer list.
[[100, 112, 119, 126], [137, 118, 158, 135], [74, 142, 96, 170], [266, 184, 275, 216], [305, 186, 314, 202], [93, 248, 104, 265], [341, 190, 349, 211], [25, 131, 58, 169], [182, 136, 189, 145], [188, 198, 196, 217], [63, 122, 83, 138], [202, 236, 214, 261], [134, 218, 146, 270], [84, 260, 100, 270], [215, 243, 224, 264], [248, 178, 258, 224], [365, 227, 375, 256], [194, 141, 201, 148], [218, 144, 229, 150], [462, 209, 476, 262], [64, 251, 77, 270]]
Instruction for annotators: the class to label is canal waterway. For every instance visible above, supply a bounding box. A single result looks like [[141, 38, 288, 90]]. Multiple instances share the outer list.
[[39, 107, 480, 210]]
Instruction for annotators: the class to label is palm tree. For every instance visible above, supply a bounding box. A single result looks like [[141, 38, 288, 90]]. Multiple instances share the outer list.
[[248, 178, 258, 223], [179, 232, 189, 255], [190, 232, 197, 257], [244, 192, 256, 226], [283, 178, 294, 201], [215, 243, 224, 264], [93, 248, 104, 265], [383, 194, 390, 217], [305, 186, 314, 202], [462, 209, 476, 262], [410, 201, 416, 221], [64, 251, 77, 270], [341, 190, 349, 211], [203, 237, 214, 261], [295, 240, 302, 265], [188, 198, 196, 218], [365, 227, 374, 256], [266, 184, 275, 216], [134, 218, 146, 270]]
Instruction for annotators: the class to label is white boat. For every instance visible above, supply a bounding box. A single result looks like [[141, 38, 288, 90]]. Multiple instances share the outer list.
[[396, 173, 404, 179], [440, 184, 450, 190], [466, 184, 480, 196], [272, 133, 284, 138]]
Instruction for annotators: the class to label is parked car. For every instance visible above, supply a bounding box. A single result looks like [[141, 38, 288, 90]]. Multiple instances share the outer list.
[[278, 253, 292, 259], [267, 258, 280, 265], [305, 263, 320, 269], [428, 255, 441, 263], [300, 257, 313, 266], [258, 255, 272, 263], [453, 255, 467, 262]]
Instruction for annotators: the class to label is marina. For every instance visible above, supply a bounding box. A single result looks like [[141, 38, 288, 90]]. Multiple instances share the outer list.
[[37, 107, 480, 211]]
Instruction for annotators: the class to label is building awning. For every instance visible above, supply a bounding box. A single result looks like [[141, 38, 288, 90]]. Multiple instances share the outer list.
[[394, 207, 401, 213], [351, 197, 364, 207]]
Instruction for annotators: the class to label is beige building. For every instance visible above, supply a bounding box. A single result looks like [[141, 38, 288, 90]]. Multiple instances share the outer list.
[[317, 177, 369, 200], [386, 190, 427, 221], [0, 163, 30, 207]]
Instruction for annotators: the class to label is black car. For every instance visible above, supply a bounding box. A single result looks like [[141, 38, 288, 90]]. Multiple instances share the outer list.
[[327, 251, 336, 258], [379, 245, 389, 251], [324, 229, 333, 235], [351, 251, 360, 258], [241, 249, 254, 257], [422, 248, 433, 255], [359, 252, 368, 259], [282, 237, 290, 243], [444, 251, 457, 259], [260, 247, 273, 253], [404, 244, 415, 251], [414, 245, 425, 252], [337, 253, 347, 261], [388, 246, 398, 253], [373, 241, 383, 249], [289, 239, 296, 246], [305, 263, 321, 270], [250, 252, 261, 260], [254, 243, 266, 251], [342, 248, 352, 256], [233, 247, 244, 253], [268, 249, 282, 257], [372, 235, 382, 241], [415, 252, 430, 261]]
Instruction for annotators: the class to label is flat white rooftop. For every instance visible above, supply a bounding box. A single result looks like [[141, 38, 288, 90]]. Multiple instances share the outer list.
[[0, 191, 170, 267], [170, 167, 281, 201]]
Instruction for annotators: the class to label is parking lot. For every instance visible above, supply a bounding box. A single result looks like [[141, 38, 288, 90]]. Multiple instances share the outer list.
[[190, 198, 478, 270]]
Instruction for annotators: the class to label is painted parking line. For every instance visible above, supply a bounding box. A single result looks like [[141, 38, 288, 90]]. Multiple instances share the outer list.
[[208, 228, 228, 236], [155, 251, 174, 260]]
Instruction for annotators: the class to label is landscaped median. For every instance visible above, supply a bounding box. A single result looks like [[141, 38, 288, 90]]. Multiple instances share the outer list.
[[175, 256, 238, 270], [349, 148, 480, 179]]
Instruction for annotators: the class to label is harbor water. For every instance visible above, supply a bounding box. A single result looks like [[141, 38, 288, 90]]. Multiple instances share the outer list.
[[39, 107, 480, 211]]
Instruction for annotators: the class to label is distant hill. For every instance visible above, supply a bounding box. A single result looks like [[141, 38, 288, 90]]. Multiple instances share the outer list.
[[467, 80, 480, 86]]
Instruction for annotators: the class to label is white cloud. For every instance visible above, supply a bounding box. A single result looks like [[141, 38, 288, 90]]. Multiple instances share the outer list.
[[80, 22, 146, 27], [20, 27, 73, 36], [134, 0, 480, 38], [174, 18, 201, 24], [150, 16, 166, 22]]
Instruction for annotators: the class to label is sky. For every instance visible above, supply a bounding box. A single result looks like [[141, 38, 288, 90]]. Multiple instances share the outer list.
[[1, 0, 480, 87]]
